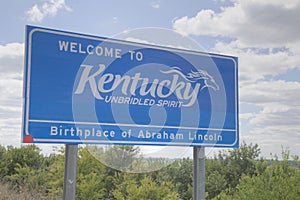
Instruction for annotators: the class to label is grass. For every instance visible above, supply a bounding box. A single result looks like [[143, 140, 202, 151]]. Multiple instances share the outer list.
[[0, 183, 50, 200]]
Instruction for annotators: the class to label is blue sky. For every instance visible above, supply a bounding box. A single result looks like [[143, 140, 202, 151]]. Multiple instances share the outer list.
[[0, 0, 299, 158]]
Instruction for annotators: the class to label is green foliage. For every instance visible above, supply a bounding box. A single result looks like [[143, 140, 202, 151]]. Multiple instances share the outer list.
[[205, 142, 261, 199], [46, 153, 65, 198], [205, 158, 226, 199], [216, 150, 300, 200], [0, 145, 43, 179], [218, 142, 261, 189], [0, 145, 54, 198], [0, 145, 5, 157], [5, 163, 48, 194], [76, 147, 107, 199], [113, 176, 180, 200], [77, 172, 105, 199], [206, 170, 227, 198], [104, 145, 140, 172], [155, 158, 193, 200], [0, 143, 299, 199]]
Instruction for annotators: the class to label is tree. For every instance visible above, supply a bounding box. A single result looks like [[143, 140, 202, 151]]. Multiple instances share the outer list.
[[153, 158, 193, 200], [0, 145, 43, 178], [216, 150, 300, 200], [113, 176, 180, 200], [0, 145, 55, 197], [204, 142, 261, 199], [76, 146, 107, 199], [103, 145, 140, 172], [218, 142, 260, 189], [5, 163, 48, 196], [0, 145, 5, 157], [46, 153, 65, 198], [206, 170, 227, 199]]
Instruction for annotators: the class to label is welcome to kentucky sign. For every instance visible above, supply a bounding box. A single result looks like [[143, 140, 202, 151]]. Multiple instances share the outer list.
[[22, 25, 238, 148]]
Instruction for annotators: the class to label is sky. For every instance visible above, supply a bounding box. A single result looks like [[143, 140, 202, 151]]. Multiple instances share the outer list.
[[0, 0, 299, 159]]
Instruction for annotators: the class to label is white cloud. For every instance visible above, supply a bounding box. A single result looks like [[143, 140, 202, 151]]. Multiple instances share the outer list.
[[240, 80, 300, 157], [26, 0, 72, 23], [115, 28, 203, 51], [0, 43, 24, 58], [26, 4, 44, 23], [173, 0, 300, 84], [0, 43, 24, 74], [0, 42, 24, 146], [112, 17, 119, 23], [173, 0, 300, 47], [241, 80, 300, 106], [239, 112, 254, 120], [172, 0, 300, 157], [0, 76, 23, 146], [241, 80, 300, 131], [214, 40, 300, 85], [124, 37, 154, 44], [0, 117, 22, 146], [150, 2, 160, 9]]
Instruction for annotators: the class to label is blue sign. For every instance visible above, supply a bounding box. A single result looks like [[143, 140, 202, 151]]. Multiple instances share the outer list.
[[22, 25, 238, 147]]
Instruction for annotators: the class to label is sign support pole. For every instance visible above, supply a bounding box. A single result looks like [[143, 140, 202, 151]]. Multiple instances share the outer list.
[[63, 144, 78, 200], [193, 147, 205, 200]]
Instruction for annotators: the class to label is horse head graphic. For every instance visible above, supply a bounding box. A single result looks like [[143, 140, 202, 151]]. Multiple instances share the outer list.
[[161, 67, 220, 91]]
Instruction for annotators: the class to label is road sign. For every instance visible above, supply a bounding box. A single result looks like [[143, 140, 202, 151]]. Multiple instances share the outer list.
[[22, 25, 238, 147]]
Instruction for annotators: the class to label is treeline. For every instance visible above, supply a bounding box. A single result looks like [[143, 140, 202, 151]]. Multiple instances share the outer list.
[[0, 142, 299, 199]]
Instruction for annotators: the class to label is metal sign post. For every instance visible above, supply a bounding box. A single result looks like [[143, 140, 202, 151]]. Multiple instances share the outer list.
[[193, 147, 205, 200], [63, 144, 78, 200]]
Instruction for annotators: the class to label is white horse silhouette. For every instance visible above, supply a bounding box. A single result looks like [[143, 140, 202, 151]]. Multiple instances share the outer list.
[[161, 67, 219, 91]]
